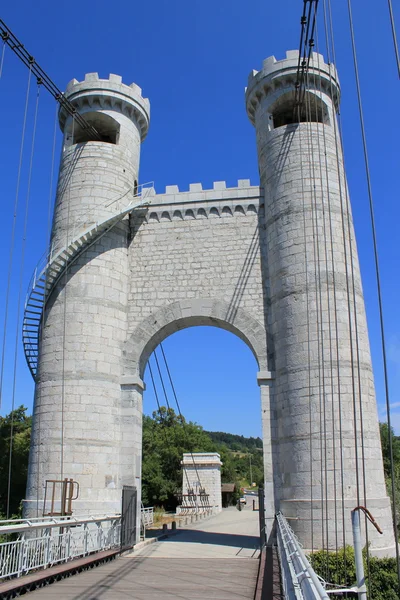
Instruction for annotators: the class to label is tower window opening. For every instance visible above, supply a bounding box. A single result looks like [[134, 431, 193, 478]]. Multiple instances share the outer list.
[[68, 112, 120, 145], [270, 91, 330, 129]]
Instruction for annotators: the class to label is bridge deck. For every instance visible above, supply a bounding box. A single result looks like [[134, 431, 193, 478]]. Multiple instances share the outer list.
[[27, 506, 260, 599]]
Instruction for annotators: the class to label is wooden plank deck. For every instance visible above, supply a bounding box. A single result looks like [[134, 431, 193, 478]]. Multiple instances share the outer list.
[[16, 506, 263, 599], [26, 556, 259, 599]]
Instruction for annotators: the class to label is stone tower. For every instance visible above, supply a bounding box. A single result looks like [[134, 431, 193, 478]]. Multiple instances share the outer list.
[[24, 74, 150, 517], [246, 51, 394, 555]]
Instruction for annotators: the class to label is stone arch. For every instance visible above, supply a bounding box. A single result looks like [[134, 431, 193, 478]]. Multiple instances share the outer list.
[[124, 298, 269, 380], [221, 206, 232, 217], [234, 205, 245, 215]]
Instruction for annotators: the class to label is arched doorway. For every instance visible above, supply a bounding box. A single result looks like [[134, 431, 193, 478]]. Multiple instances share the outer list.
[[122, 299, 275, 540]]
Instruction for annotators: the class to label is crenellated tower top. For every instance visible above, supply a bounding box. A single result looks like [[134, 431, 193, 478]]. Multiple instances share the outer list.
[[246, 50, 340, 128], [59, 72, 150, 142]]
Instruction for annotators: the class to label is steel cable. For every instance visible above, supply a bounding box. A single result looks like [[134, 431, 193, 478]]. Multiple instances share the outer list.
[[0, 66, 32, 411], [320, 0, 348, 582], [313, 31, 342, 577], [36, 102, 59, 516], [60, 117, 75, 481], [309, 63, 337, 579], [0, 41, 5, 80], [315, 19, 346, 580], [346, 0, 400, 587], [386, 0, 400, 78], [296, 102, 314, 554], [147, 359, 192, 493], [304, 77, 328, 578], [322, 0, 370, 590], [7, 82, 41, 518], [158, 343, 204, 491]]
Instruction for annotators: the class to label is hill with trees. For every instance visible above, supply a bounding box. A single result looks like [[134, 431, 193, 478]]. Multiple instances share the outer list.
[[204, 430, 263, 453]]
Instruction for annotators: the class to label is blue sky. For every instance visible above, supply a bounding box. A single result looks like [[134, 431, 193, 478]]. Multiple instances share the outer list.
[[0, 0, 399, 437]]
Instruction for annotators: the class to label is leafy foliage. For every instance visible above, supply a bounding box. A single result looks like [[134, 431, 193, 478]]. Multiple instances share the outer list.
[[204, 431, 263, 452], [310, 546, 400, 599], [204, 430, 264, 487], [0, 406, 31, 517], [380, 423, 400, 535], [310, 546, 356, 589]]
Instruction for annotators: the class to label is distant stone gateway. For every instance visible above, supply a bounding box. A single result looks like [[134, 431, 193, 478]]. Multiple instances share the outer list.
[[23, 51, 395, 555]]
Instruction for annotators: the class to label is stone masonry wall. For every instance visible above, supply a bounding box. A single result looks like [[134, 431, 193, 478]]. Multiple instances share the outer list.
[[181, 453, 222, 513]]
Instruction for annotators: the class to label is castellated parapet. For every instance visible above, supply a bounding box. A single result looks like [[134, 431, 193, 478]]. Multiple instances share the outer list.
[[246, 50, 340, 131]]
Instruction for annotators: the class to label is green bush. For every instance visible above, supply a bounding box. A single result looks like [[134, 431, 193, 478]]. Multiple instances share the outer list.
[[310, 546, 400, 599]]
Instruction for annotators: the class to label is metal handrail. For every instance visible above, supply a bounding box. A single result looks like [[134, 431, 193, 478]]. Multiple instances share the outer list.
[[26, 181, 154, 300], [276, 512, 329, 600], [0, 506, 152, 580], [22, 181, 154, 380], [0, 514, 121, 536], [141, 507, 154, 527], [0, 515, 122, 580]]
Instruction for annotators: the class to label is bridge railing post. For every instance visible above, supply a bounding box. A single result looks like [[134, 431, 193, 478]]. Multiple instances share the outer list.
[[258, 485, 266, 549], [17, 534, 26, 578], [83, 523, 88, 556]]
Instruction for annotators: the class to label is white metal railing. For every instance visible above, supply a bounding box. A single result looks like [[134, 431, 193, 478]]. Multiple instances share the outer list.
[[141, 506, 154, 527], [276, 512, 330, 600], [0, 515, 121, 580], [0, 506, 155, 580]]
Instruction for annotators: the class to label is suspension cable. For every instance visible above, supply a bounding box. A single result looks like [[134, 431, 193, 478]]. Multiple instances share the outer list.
[[315, 13, 347, 581], [346, 0, 400, 586], [297, 102, 314, 554], [153, 351, 171, 411], [36, 102, 59, 516], [386, 0, 400, 78], [60, 117, 75, 481], [147, 360, 192, 492], [157, 343, 204, 490], [312, 42, 340, 572], [0, 66, 32, 411], [0, 40, 5, 80], [6, 82, 41, 518], [294, 0, 321, 557], [294, 0, 320, 114], [321, 0, 373, 590], [0, 19, 101, 141], [304, 72, 328, 577], [320, 0, 348, 583]]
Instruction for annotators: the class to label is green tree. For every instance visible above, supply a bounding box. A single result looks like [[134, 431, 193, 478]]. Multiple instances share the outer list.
[[379, 422, 400, 535], [0, 406, 32, 517], [310, 546, 400, 599], [141, 407, 243, 509]]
